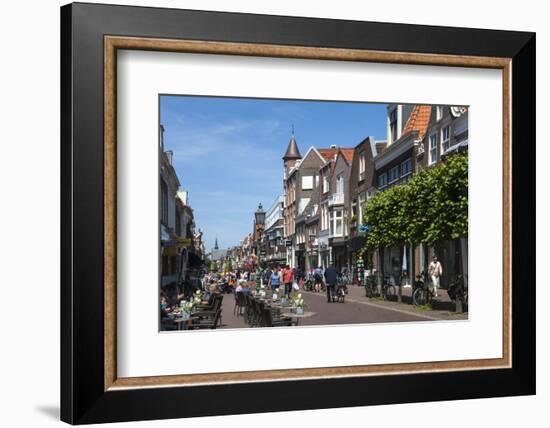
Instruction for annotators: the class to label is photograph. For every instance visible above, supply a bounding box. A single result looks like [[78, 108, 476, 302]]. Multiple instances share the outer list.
[[158, 96, 469, 331]]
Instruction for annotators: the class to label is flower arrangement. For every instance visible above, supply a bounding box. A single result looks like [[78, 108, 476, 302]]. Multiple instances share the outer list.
[[272, 287, 280, 300], [292, 293, 305, 314], [180, 290, 203, 316], [192, 289, 203, 305]]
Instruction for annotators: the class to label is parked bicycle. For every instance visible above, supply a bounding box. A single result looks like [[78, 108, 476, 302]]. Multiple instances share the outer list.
[[412, 271, 433, 306], [365, 274, 396, 300], [302, 276, 314, 292]]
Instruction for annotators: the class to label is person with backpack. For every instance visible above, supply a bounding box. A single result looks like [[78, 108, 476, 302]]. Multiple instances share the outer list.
[[314, 266, 323, 292]]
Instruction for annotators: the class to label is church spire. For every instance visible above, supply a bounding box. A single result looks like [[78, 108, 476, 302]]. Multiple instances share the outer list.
[[282, 126, 301, 160], [214, 237, 219, 250]]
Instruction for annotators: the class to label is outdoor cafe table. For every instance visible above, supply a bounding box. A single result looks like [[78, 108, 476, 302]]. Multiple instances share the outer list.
[[280, 310, 317, 326], [173, 314, 199, 330]]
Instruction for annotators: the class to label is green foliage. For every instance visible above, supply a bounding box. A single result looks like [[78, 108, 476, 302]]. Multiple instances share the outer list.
[[362, 153, 468, 250]]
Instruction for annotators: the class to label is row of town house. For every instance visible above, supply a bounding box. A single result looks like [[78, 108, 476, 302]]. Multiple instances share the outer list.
[[229, 103, 468, 289], [159, 125, 206, 288]]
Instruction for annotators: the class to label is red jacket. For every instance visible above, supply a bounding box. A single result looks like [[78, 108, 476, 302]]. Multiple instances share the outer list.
[[282, 268, 294, 283]]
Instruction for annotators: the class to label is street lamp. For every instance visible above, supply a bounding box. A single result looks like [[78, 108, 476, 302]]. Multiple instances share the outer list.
[[254, 203, 266, 267]]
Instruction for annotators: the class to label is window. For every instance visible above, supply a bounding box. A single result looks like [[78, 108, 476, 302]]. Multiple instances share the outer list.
[[389, 108, 398, 143], [358, 152, 366, 181], [358, 193, 366, 225], [161, 179, 168, 225], [388, 166, 399, 184], [323, 172, 329, 193], [378, 173, 387, 190], [436, 106, 444, 121], [429, 133, 438, 164], [329, 211, 334, 235], [302, 175, 313, 190], [401, 159, 412, 177], [335, 210, 343, 236], [336, 174, 344, 194], [441, 126, 451, 153]]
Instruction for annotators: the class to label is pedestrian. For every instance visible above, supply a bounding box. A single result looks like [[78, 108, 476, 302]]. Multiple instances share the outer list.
[[268, 266, 282, 292], [324, 264, 338, 303], [314, 266, 323, 292], [264, 267, 272, 285], [428, 255, 443, 297], [282, 265, 294, 296]]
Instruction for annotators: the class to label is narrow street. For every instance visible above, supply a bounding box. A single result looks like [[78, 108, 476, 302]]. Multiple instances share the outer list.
[[219, 286, 436, 329]]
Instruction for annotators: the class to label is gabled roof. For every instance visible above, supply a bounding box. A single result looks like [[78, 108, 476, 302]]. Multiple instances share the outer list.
[[286, 146, 325, 178], [318, 147, 339, 161], [339, 148, 355, 163], [402, 105, 432, 140], [283, 134, 301, 160], [318, 147, 354, 163]]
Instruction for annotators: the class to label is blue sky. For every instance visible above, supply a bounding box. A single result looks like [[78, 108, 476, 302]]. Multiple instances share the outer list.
[[160, 95, 387, 251]]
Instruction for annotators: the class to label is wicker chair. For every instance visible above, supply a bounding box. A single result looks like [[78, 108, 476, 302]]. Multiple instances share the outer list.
[[261, 307, 297, 327], [189, 308, 222, 329]]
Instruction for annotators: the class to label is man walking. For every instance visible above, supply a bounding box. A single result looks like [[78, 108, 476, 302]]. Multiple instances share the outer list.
[[428, 255, 443, 297], [282, 265, 294, 296], [324, 264, 338, 303]]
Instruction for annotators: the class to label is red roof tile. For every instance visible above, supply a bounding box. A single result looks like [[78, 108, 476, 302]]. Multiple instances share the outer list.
[[318, 147, 354, 163], [402, 105, 432, 139], [339, 148, 355, 163]]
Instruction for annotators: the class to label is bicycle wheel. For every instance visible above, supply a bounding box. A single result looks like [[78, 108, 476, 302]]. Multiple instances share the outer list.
[[383, 285, 396, 301], [412, 288, 427, 306]]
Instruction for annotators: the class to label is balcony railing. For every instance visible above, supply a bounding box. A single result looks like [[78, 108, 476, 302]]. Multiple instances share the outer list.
[[328, 192, 345, 206]]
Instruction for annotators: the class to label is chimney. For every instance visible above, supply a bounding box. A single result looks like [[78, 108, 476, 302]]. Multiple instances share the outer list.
[[165, 150, 173, 165]]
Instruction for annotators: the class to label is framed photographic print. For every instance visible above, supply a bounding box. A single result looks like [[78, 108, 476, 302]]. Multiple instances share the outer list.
[[60, 2, 536, 424]]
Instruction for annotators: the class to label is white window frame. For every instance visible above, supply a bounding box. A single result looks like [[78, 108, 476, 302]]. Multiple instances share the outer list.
[[436, 106, 443, 121], [335, 209, 343, 236], [358, 192, 366, 225], [322, 173, 329, 194], [336, 174, 344, 194], [302, 175, 313, 190], [429, 133, 438, 165], [358, 152, 366, 181], [441, 125, 451, 153]]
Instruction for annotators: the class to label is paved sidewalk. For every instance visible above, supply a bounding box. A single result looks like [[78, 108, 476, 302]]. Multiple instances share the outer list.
[[340, 284, 468, 321]]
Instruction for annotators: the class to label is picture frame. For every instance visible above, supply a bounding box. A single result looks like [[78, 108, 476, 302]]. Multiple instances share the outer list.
[[60, 2, 535, 424]]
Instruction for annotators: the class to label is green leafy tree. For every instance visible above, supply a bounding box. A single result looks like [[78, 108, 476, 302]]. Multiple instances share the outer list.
[[362, 153, 468, 250]]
